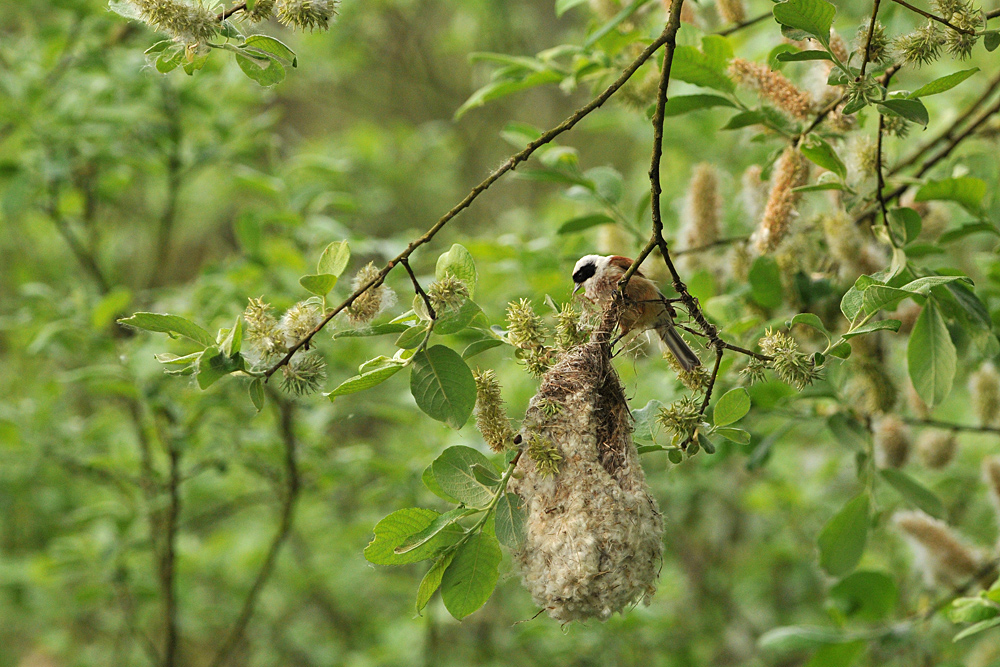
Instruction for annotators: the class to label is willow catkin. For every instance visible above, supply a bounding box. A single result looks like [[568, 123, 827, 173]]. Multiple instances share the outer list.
[[680, 163, 721, 252], [983, 457, 1000, 525], [473, 370, 514, 452], [750, 148, 808, 255], [728, 58, 814, 120], [917, 430, 957, 470], [874, 415, 911, 468], [894, 511, 982, 586], [969, 362, 1000, 428], [715, 0, 745, 24], [128, 0, 217, 43]]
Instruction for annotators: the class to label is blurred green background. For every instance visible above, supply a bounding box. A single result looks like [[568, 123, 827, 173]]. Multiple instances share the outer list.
[[3, 0, 1000, 665]]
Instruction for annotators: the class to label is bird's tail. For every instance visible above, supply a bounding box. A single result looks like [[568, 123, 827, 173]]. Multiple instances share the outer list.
[[656, 323, 701, 372]]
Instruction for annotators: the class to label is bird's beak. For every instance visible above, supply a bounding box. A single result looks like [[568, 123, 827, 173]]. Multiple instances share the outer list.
[[573, 283, 582, 296]]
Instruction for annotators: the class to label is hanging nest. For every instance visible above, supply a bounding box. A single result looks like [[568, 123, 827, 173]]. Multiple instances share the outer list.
[[509, 300, 664, 622]]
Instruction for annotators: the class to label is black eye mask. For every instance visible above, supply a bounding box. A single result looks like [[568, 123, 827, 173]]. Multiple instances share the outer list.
[[572, 262, 597, 284]]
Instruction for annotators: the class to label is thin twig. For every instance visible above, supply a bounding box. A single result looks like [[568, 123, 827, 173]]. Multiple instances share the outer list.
[[161, 439, 181, 667], [46, 186, 111, 294], [263, 19, 682, 380], [209, 395, 301, 667], [859, 0, 884, 79], [401, 258, 436, 320], [217, 2, 248, 21], [674, 236, 748, 257], [716, 11, 770, 36], [901, 417, 1000, 435], [888, 0, 977, 35], [150, 80, 183, 289]]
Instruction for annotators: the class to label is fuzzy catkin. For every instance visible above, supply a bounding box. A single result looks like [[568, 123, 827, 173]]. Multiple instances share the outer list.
[[917, 430, 957, 469], [473, 370, 514, 452], [894, 511, 982, 586], [969, 362, 1000, 428], [276, 0, 338, 31], [983, 457, 1000, 527], [728, 58, 814, 120], [874, 415, 911, 468], [715, 0, 745, 24], [129, 0, 217, 43], [680, 163, 721, 252], [751, 148, 808, 255], [509, 307, 663, 622]]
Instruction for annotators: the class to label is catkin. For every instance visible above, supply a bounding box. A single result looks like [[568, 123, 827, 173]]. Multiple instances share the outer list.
[[874, 415, 911, 468], [751, 148, 808, 254], [680, 163, 722, 252], [715, 0, 745, 24], [895, 511, 982, 586], [729, 58, 814, 120], [969, 362, 1000, 428], [917, 430, 957, 470]]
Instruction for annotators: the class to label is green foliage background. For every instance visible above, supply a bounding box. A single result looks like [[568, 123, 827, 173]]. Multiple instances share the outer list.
[[3, 0, 1000, 665]]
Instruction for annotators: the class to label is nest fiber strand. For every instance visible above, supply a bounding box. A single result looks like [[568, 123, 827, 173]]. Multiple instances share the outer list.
[[510, 305, 664, 622]]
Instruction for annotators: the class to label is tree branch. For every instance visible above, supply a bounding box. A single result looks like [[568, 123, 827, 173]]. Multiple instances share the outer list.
[[716, 11, 770, 37], [45, 185, 111, 294], [209, 394, 301, 667], [262, 18, 683, 380], [901, 417, 1000, 435], [859, 0, 884, 79], [161, 438, 181, 667], [888, 0, 977, 35]]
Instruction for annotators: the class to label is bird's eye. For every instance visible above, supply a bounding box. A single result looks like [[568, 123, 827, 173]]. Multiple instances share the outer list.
[[572, 263, 596, 284]]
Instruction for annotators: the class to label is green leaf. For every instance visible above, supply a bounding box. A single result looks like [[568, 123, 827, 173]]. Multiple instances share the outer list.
[[749, 256, 783, 309], [585, 166, 624, 205], [422, 463, 458, 503], [662, 94, 737, 116], [915, 177, 986, 214], [721, 110, 766, 130], [495, 493, 527, 549], [434, 299, 482, 335], [556, 213, 615, 234], [248, 378, 264, 412], [714, 388, 751, 426], [829, 571, 898, 621], [880, 469, 946, 518], [827, 413, 870, 450], [789, 313, 830, 337], [861, 285, 913, 315], [714, 427, 751, 444], [938, 221, 1000, 244], [410, 346, 477, 428], [842, 319, 901, 339], [196, 346, 242, 389], [908, 68, 978, 98], [758, 626, 847, 656], [317, 240, 350, 276], [555, 0, 589, 15], [325, 358, 405, 398], [632, 399, 664, 442], [416, 551, 457, 615], [108, 0, 143, 19], [772, 0, 836, 44], [828, 342, 852, 359], [332, 322, 411, 339], [949, 596, 1000, 623], [395, 507, 475, 555], [800, 137, 846, 180], [671, 45, 735, 94], [954, 616, 1000, 642], [817, 494, 869, 577], [877, 98, 929, 127], [776, 49, 833, 62], [436, 244, 478, 298], [463, 338, 503, 359], [908, 301, 956, 408], [118, 313, 214, 347], [583, 0, 650, 48], [455, 70, 562, 118], [364, 508, 463, 565], [441, 531, 502, 619], [299, 273, 337, 296], [899, 275, 971, 295], [244, 34, 297, 67], [432, 445, 498, 508], [888, 207, 922, 245], [984, 30, 1000, 52], [235, 52, 286, 86], [396, 324, 429, 349]]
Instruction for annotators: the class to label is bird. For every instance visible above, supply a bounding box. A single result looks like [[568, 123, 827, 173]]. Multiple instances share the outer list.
[[572, 254, 701, 371]]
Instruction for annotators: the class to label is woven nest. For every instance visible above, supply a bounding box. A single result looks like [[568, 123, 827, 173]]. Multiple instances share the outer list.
[[509, 303, 664, 622]]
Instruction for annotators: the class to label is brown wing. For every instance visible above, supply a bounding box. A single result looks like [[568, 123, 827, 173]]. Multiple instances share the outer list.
[[607, 255, 643, 277]]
